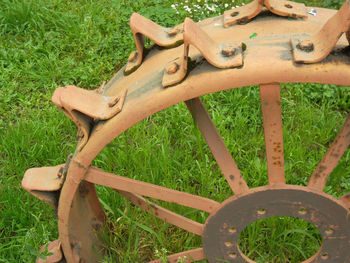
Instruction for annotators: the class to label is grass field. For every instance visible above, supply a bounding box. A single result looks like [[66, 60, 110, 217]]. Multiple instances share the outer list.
[[0, 0, 349, 262]]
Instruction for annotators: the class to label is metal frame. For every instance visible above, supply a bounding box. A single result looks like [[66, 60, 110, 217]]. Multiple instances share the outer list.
[[22, 1, 350, 262]]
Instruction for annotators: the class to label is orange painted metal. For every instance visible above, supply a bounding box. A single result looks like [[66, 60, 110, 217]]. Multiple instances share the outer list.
[[21, 1, 350, 262], [85, 166, 220, 213], [125, 13, 184, 74], [116, 190, 204, 236], [223, 0, 307, 27], [37, 240, 63, 263], [149, 248, 206, 263], [185, 98, 249, 194], [162, 18, 243, 87], [291, 0, 350, 63], [259, 84, 285, 185], [308, 113, 350, 191]]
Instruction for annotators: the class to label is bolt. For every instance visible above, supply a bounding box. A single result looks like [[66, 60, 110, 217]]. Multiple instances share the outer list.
[[297, 40, 314, 52], [231, 11, 239, 17], [128, 51, 138, 62], [166, 62, 179, 74], [285, 4, 293, 8], [168, 27, 179, 37], [221, 46, 236, 57], [57, 167, 64, 178]]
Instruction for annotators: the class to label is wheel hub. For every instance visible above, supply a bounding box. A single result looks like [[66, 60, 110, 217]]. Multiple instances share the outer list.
[[202, 186, 350, 263]]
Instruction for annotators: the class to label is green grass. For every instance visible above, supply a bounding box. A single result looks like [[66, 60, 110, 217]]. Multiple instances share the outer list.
[[0, 0, 349, 262]]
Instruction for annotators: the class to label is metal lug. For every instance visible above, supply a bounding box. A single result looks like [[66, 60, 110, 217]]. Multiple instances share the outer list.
[[291, 0, 350, 63], [162, 18, 243, 87]]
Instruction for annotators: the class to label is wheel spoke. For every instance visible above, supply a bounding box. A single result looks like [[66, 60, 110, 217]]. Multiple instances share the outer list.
[[308, 114, 350, 190], [148, 248, 205, 263], [116, 190, 204, 236], [260, 84, 285, 185], [85, 166, 220, 213], [185, 98, 249, 195]]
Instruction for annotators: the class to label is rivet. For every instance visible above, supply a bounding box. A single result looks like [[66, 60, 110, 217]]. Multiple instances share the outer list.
[[229, 252, 237, 259], [229, 227, 237, 233], [168, 28, 179, 37], [321, 253, 329, 260], [166, 62, 179, 74], [128, 51, 138, 62], [298, 208, 307, 215], [221, 46, 236, 57], [225, 241, 233, 247], [297, 40, 314, 52], [257, 208, 266, 215], [325, 228, 334, 235]]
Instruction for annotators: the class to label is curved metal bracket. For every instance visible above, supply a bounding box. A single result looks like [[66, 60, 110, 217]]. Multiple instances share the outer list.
[[291, 0, 350, 63], [22, 165, 65, 210], [37, 240, 64, 263], [162, 18, 243, 87], [223, 0, 307, 27], [125, 13, 184, 75], [52, 85, 127, 150]]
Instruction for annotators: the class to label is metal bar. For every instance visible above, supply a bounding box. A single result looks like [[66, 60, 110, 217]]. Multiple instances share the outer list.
[[117, 190, 204, 236], [85, 167, 220, 213], [260, 84, 286, 185], [185, 98, 249, 195], [148, 248, 206, 263], [308, 113, 350, 190]]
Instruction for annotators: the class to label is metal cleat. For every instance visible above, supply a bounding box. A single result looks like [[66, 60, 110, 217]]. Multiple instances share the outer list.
[[223, 0, 308, 27], [125, 13, 184, 75], [162, 18, 243, 87], [291, 0, 350, 63], [52, 85, 127, 151]]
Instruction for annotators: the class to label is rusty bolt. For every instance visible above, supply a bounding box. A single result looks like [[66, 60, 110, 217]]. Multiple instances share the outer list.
[[168, 28, 179, 37], [231, 11, 239, 17], [57, 167, 64, 178], [128, 51, 138, 62], [221, 46, 236, 57], [166, 62, 179, 74], [297, 40, 314, 52]]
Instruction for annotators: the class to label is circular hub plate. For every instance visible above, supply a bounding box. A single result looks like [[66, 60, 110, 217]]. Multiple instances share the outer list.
[[202, 186, 350, 262]]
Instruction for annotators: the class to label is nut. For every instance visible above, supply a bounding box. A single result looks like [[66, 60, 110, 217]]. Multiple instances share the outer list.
[[128, 51, 138, 62], [230, 11, 239, 17], [221, 46, 236, 57], [166, 62, 179, 74], [57, 167, 64, 178], [297, 40, 314, 52], [167, 28, 179, 37]]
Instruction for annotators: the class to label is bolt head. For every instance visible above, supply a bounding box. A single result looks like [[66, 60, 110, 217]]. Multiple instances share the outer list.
[[128, 51, 138, 62], [166, 62, 179, 74], [167, 28, 179, 37], [221, 46, 236, 57], [57, 167, 64, 178], [297, 40, 314, 52], [231, 11, 239, 17]]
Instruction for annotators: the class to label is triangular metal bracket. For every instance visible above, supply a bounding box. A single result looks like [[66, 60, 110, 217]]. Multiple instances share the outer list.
[[125, 13, 184, 75], [162, 18, 243, 87], [52, 85, 127, 151], [291, 0, 350, 63], [223, 0, 308, 27]]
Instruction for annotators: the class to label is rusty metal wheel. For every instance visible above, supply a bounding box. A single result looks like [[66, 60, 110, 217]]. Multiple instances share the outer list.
[[22, 1, 350, 262]]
